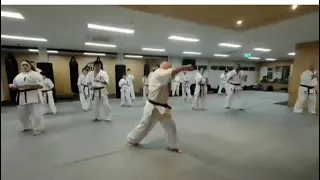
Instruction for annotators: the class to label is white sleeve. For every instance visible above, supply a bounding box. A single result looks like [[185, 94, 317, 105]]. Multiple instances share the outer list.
[[104, 71, 110, 84], [220, 73, 224, 79], [86, 72, 93, 84], [77, 75, 82, 86], [131, 75, 134, 80], [13, 75, 18, 86], [226, 71, 235, 82], [155, 68, 173, 86], [118, 79, 123, 87], [47, 79, 54, 89], [34, 73, 43, 86]]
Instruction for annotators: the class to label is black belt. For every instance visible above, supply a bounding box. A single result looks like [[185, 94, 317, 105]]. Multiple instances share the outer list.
[[229, 83, 241, 86], [81, 84, 90, 98], [91, 87, 104, 100], [41, 89, 52, 104], [144, 85, 149, 87], [16, 89, 38, 105], [148, 99, 171, 110], [300, 84, 315, 95]]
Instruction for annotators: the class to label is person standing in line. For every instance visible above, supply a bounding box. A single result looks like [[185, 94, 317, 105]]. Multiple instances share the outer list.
[[192, 68, 208, 110], [171, 74, 181, 96], [181, 71, 192, 102], [142, 75, 149, 100], [77, 68, 91, 112], [218, 70, 228, 95], [119, 74, 132, 107], [294, 64, 318, 114], [86, 60, 112, 122], [127, 62, 194, 154], [225, 64, 247, 110], [40, 72, 57, 115], [9, 60, 45, 136], [126, 69, 135, 100]]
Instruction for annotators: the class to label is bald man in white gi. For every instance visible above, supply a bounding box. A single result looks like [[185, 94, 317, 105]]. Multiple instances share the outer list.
[[294, 64, 318, 114], [127, 62, 194, 153]]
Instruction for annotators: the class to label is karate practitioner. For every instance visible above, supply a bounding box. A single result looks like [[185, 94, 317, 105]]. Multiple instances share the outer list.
[[9, 60, 45, 136], [126, 69, 136, 100], [119, 74, 132, 107], [77, 68, 91, 111], [225, 64, 247, 110], [293, 64, 318, 114], [127, 62, 194, 153], [192, 68, 208, 110], [87, 60, 112, 122], [171, 74, 181, 96], [142, 75, 149, 100], [218, 70, 228, 95], [30, 61, 42, 73], [181, 71, 192, 102], [40, 72, 56, 114]]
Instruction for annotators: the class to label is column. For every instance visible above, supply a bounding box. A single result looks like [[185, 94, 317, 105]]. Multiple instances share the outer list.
[[38, 48, 48, 62], [117, 52, 125, 64], [288, 41, 319, 113]]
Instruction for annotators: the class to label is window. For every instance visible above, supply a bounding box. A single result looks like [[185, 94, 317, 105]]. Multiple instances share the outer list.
[[248, 67, 255, 71], [227, 66, 233, 71], [197, 65, 207, 70], [267, 67, 273, 80], [211, 66, 218, 70], [282, 66, 290, 80], [242, 67, 249, 71], [218, 66, 226, 70]]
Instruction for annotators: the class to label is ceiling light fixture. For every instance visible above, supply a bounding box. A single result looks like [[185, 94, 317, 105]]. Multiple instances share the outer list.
[[288, 52, 295, 56], [218, 43, 241, 48], [265, 58, 276, 61], [47, 50, 59, 54], [1, 34, 47, 42], [28, 49, 39, 52], [168, 36, 199, 42], [253, 48, 271, 52], [85, 42, 116, 48], [83, 52, 106, 56], [142, 48, 166, 52], [125, 55, 143, 58], [87, 23, 134, 34], [291, 5, 298, 10], [1, 11, 25, 19], [183, 51, 202, 55], [213, 54, 229, 57], [248, 57, 260, 60], [236, 20, 243, 25]]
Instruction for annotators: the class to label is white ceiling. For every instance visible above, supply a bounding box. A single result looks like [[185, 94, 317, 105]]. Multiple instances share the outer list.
[[1, 5, 319, 61]]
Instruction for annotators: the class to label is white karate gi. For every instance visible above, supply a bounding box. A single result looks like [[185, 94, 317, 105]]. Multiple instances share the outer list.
[[192, 72, 207, 109], [181, 73, 192, 102], [218, 72, 227, 94], [13, 70, 45, 133], [42, 77, 56, 114], [225, 69, 246, 109], [87, 70, 112, 121], [142, 76, 149, 100], [294, 70, 318, 114], [171, 75, 181, 96], [36, 68, 42, 73], [127, 68, 179, 149], [127, 73, 135, 100], [119, 78, 132, 107], [77, 74, 91, 111]]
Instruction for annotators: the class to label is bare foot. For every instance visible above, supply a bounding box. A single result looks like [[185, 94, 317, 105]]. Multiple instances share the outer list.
[[168, 148, 183, 154]]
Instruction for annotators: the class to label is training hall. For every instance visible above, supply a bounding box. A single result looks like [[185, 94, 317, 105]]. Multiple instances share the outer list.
[[1, 5, 319, 180]]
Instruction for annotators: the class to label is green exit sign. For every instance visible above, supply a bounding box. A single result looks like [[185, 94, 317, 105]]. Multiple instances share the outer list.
[[244, 53, 251, 58]]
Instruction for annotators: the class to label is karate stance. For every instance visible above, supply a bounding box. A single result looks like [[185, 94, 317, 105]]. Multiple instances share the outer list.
[[192, 68, 208, 110], [127, 69, 135, 100], [294, 64, 318, 114], [171, 74, 181, 96], [225, 64, 247, 110], [78, 68, 91, 111], [9, 60, 45, 136], [142, 75, 149, 100], [218, 70, 228, 95], [119, 74, 132, 107], [127, 62, 194, 153], [181, 71, 192, 102], [40, 72, 57, 114], [87, 60, 112, 122]]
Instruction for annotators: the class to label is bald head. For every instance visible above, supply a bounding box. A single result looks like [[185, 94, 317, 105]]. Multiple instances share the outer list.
[[159, 61, 171, 69]]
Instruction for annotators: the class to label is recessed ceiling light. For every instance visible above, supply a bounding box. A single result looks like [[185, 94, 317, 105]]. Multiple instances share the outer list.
[[47, 50, 58, 54], [1, 34, 47, 42], [213, 54, 229, 57], [142, 48, 166, 52], [265, 58, 276, 61], [248, 57, 260, 60], [253, 48, 271, 52], [168, 36, 199, 42], [291, 5, 298, 10], [125, 55, 143, 58], [1, 11, 25, 19], [288, 52, 295, 56], [218, 43, 241, 48], [28, 49, 39, 52], [236, 20, 242, 25], [83, 52, 106, 56], [85, 42, 116, 48], [87, 23, 134, 34], [183, 51, 201, 55]]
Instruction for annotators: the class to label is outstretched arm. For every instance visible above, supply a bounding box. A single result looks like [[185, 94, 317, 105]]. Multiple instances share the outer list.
[[172, 65, 193, 77]]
